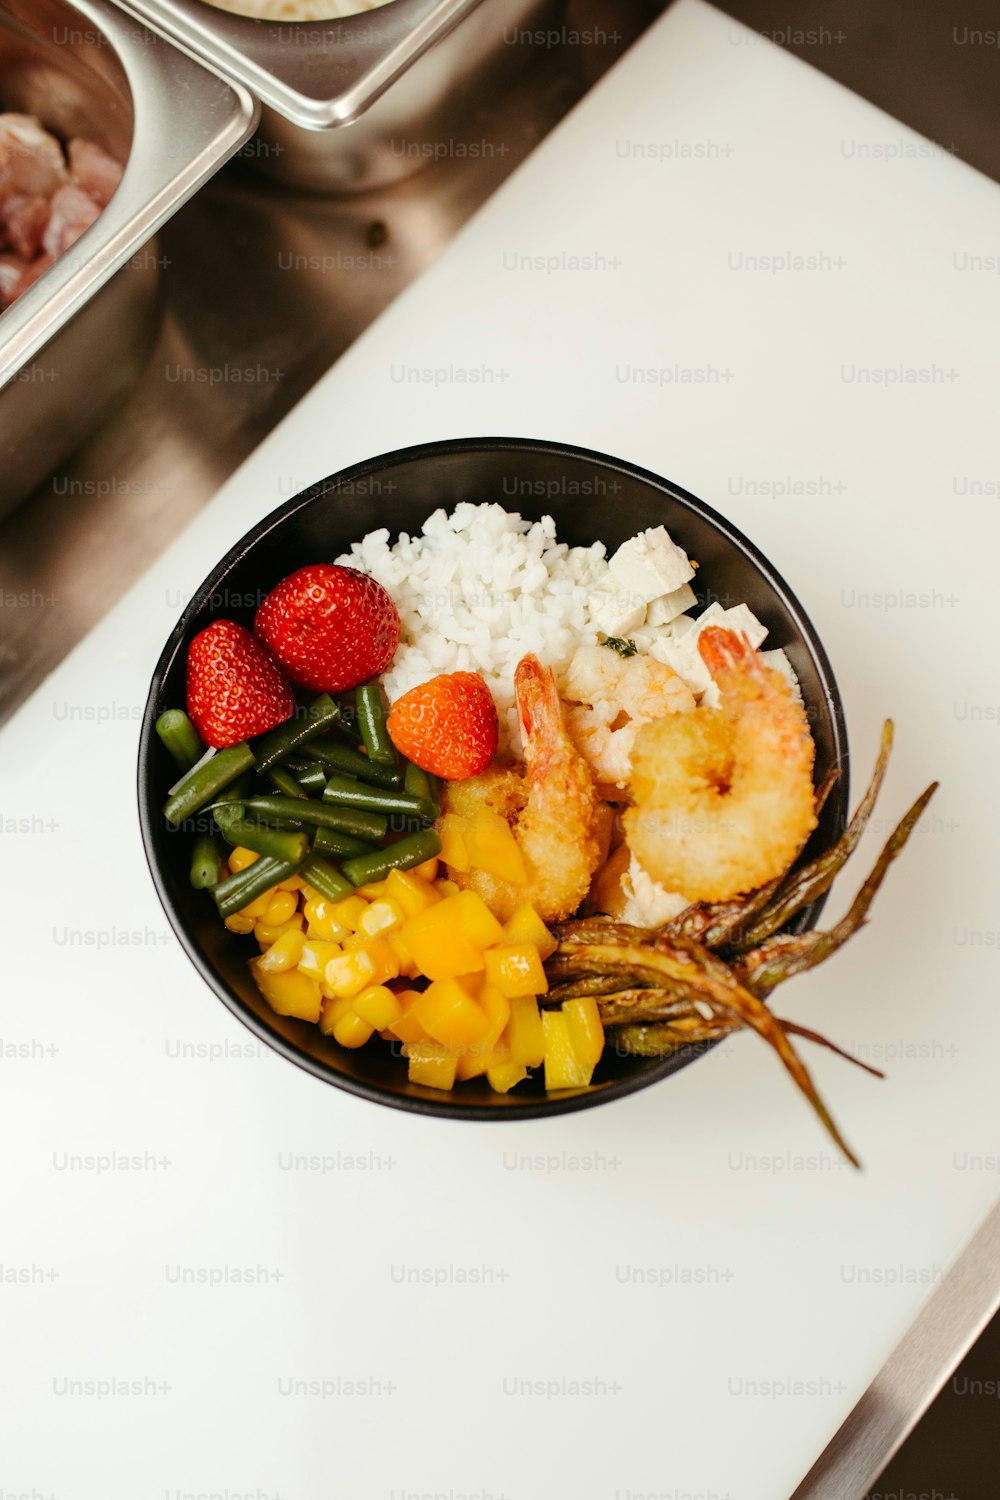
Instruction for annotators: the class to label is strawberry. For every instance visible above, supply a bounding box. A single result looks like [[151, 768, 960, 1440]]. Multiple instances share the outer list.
[[254, 564, 400, 694], [386, 672, 499, 780], [186, 619, 295, 749]]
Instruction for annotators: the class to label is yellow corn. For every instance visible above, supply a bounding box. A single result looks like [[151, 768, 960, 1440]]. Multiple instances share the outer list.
[[413, 856, 440, 882], [332, 1010, 374, 1049], [303, 896, 351, 943], [297, 939, 343, 981], [357, 880, 388, 901], [330, 896, 369, 933], [251, 960, 321, 1023], [263, 890, 298, 926], [384, 867, 441, 919], [319, 994, 354, 1035], [323, 938, 398, 1000], [224, 913, 255, 935], [228, 846, 259, 874], [254, 913, 304, 948], [358, 897, 405, 939], [256, 928, 305, 974], [352, 985, 403, 1030]]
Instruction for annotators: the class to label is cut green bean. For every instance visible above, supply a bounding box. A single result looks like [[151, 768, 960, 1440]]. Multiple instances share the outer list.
[[300, 854, 354, 903], [190, 833, 226, 890], [250, 693, 346, 774], [403, 761, 435, 807], [241, 794, 387, 844], [163, 742, 256, 827], [212, 854, 304, 920], [267, 765, 308, 800], [305, 734, 401, 789], [293, 762, 328, 796], [212, 805, 310, 864], [357, 681, 396, 765], [321, 774, 430, 820], [341, 829, 442, 888], [156, 709, 204, 774], [313, 825, 381, 860]]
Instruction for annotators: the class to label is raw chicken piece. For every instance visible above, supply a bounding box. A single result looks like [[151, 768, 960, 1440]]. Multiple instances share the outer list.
[[1, 194, 50, 260], [42, 185, 99, 258], [68, 138, 124, 208], [0, 114, 68, 197]]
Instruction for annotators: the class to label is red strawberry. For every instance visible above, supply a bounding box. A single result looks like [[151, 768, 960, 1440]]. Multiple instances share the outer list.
[[254, 564, 400, 694], [186, 620, 295, 749], [386, 672, 498, 780]]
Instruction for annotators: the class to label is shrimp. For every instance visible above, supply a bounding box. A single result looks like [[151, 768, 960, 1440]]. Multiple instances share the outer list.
[[563, 646, 696, 788], [441, 654, 603, 923], [624, 628, 817, 903]]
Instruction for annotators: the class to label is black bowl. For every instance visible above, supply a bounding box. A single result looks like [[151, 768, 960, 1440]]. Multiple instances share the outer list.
[[138, 437, 849, 1118]]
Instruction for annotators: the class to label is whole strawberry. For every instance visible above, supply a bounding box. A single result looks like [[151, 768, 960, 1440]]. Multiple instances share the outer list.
[[186, 620, 294, 749], [387, 672, 498, 780], [254, 564, 400, 693]]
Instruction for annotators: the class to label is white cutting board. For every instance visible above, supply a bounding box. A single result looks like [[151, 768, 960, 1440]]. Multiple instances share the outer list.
[[2, 3, 998, 1496]]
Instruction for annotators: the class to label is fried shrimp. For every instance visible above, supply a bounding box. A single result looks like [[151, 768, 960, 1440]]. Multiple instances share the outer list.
[[441, 654, 602, 922], [625, 627, 817, 902], [563, 645, 696, 787]]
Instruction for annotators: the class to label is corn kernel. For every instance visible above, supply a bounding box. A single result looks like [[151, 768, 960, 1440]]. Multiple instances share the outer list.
[[303, 896, 351, 944], [240, 891, 274, 921], [504, 904, 557, 961], [352, 985, 403, 1030], [257, 927, 305, 974], [385, 867, 441, 919], [484, 943, 549, 999], [405, 1040, 458, 1091], [330, 896, 369, 932], [357, 880, 388, 901], [413, 978, 492, 1049], [319, 994, 355, 1035], [277, 875, 304, 893], [413, 856, 440, 882], [324, 938, 398, 1000], [254, 914, 304, 948], [358, 897, 405, 939], [228, 846, 259, 874], [466, 809, 527, 886], [455, 891, 505, 950], [264, 890, 298, 926], [224, 913, 255, 935], [332, 1010, 374, 1049], [297, 939, 343, 980], [250, 960, 321, 1023]]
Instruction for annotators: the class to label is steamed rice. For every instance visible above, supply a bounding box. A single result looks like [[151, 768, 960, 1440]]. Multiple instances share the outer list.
[[201, 0, 391, 20]]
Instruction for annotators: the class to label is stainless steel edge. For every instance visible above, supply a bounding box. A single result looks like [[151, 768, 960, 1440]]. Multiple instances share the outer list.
[[114, 0, 485, 127], [0, 0, 258, 387], [790, 1200, 1000, 1499]]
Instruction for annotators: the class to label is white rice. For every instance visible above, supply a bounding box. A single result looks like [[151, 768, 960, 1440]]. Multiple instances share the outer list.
[[335, 503, 611, 748], [201, 0, 390, 20]]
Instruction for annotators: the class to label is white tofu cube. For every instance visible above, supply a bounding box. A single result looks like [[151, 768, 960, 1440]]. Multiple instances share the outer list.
[[590, 588, 647, 638], [648, 632, 714, 697], [645, 581, 698, 626], [608, 526, 695, 602]]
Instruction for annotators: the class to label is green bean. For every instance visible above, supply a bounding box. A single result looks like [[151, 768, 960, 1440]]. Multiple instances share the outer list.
[[285, 761, 327, 796], [163, 742, 256, 827], [403, 761, 436, 807], [313, 826, 381, 860], [251, 693, 345, 774], [212, 854, 304, 920], [267, 765, 308, 800], [300, 854, 354, 903], [341, 829, 442, 888], [240, 794, 387, 844], [357, 681, 396, 765], [156, 709, 203, 774], [212, 805, 310, 865], [321, 774, 430, 820], [304, 734, 401, 789], [190, 833, 226, 890]]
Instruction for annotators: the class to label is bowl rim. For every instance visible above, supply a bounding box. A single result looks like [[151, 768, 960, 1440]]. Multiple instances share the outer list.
[[137, 434, 850, 1120]]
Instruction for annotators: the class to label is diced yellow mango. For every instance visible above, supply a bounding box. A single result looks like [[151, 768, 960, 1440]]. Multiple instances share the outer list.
[[437, 814, 471, 873], [297, 939, 343, 981], [319, 994, 355, 1035], [263, 889, 298, 926], [224, 913, 255, 935], [352, 985, 403, 1030], [504, 904, 557, 960], [465, 809, 527, 886], [385, 990, 429, 1044], [229, 846, 259, 874], [303, 896, 351, 943], [388, 930, 420, 980], [357, 880, 388, 901], [251, 960, 321, 1023], [329, 896, 370, 933], [484, 942, 549, 999], [454, 890, 505, 950], [479, 983, 511, 1042], [413, 856, 440, 882], [487, 1055, 529, 1094], [333, 1010, 374, 1049], [256, 927, 305, 974], [385, 867, 441, 919], [254, 914, 304, 949], [542, 1010, 593, 1089], [505, 994, 545, 1068], [405, 1040, 458, 1090], [358, 897, 405, 939], [454, 985, 511, 1079], [562, 996, 605, 1072], [413, 977, 492, 1048], [401, 897, 485, 980]]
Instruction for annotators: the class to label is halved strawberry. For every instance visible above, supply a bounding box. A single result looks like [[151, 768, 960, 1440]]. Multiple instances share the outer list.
[[186, 620, 294, 748], [386, 672, 499, 780], [254, 564, 400, 693]]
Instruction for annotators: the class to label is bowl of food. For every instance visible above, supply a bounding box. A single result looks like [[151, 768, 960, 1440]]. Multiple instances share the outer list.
[[139, 436, 936, 1153]]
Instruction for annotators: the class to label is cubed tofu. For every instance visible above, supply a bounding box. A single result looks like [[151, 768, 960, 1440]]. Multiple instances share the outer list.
[[645, 581, 698, 626], [590, 589, 647, 638], [608, 526, 695, 601]]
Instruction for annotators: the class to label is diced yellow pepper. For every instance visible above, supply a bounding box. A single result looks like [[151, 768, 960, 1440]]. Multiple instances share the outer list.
[[486, 1056, 529, 1094], [385, 867, 441, 919], [413, 977, 492, 1048], [413, 856, 440, 882], [330, 896, 369, 932], [303, 896, 351, 943], [542, 1010, 593, 1089], [229, 846, 259, 874], [251, 960, 321, 1023], [455, 890, 505, 950], [384, 990, 429, 1044], [504, 904, 558, 961], [324, 937, 399, 1000], [319, 994, 354, 1035], [332, 1010, 374, 1049], [401, 897, 485, 980], [505, 995, 545, 1068], [254, 914, 304, 949], [297, 939, 343, 981], [454, 985, 510, 1079], [358, 897, 405, 939], [224, 913, 255, 935], [465, 808, 527, 886], [437, 814, 471, 873], [562, 996, 605, 1071], [405, 1040, 458, 1091], [263, 889, 298, 926], [357, 880, 388, 901], [484, 942, 549, 999], [352, 985, 403, 1030], [256, 927, 305, 974]]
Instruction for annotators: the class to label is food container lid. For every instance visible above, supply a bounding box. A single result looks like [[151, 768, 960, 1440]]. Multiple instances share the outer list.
[[0, 0, 258, 388], [106, 0, 483, 129]]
